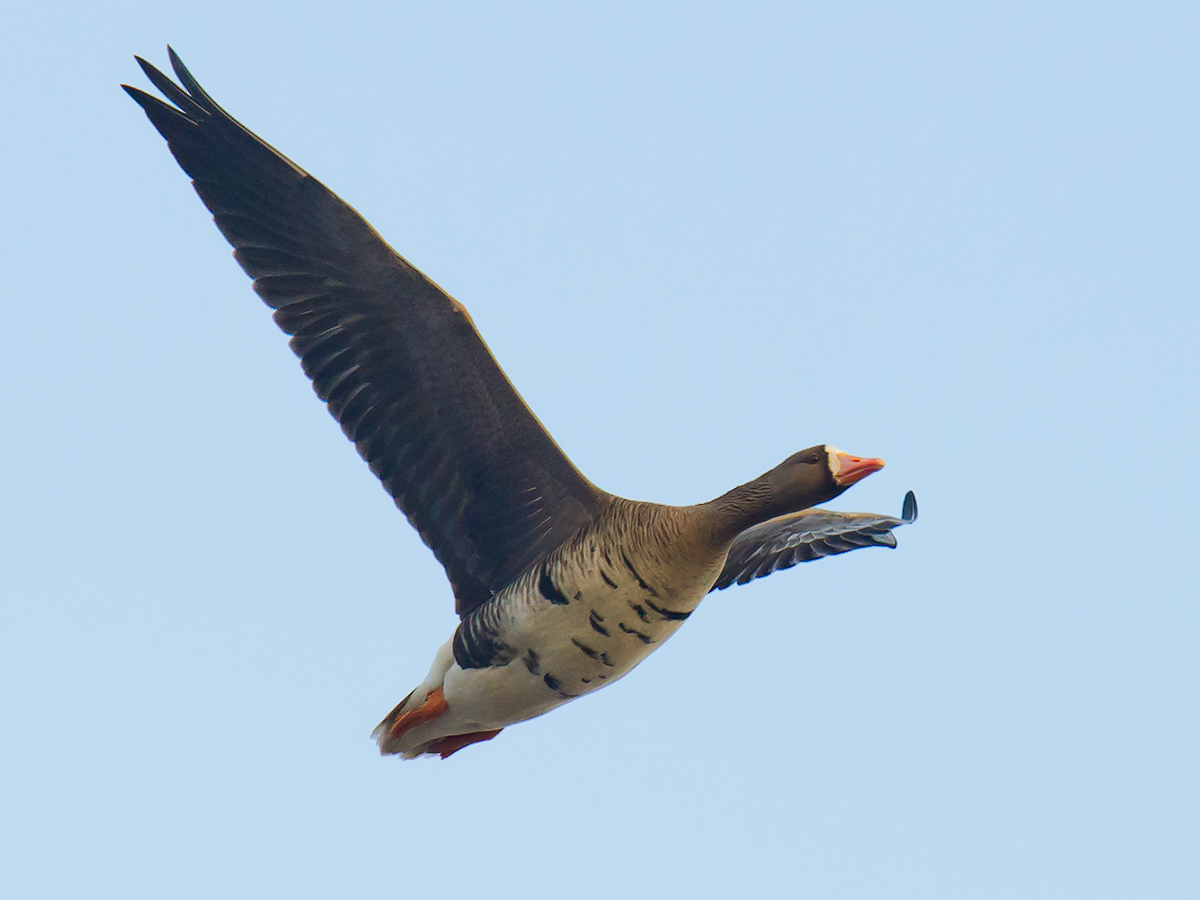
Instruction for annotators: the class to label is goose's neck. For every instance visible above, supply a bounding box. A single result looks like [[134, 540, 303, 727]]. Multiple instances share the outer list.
[[701, 477, 792, 545]]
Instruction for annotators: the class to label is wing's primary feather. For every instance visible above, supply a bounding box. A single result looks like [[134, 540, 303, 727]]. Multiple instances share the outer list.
[[124, 49, 608, 616]]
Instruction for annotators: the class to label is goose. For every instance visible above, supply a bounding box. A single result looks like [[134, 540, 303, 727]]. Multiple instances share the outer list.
[[124, 50, 917, 759]]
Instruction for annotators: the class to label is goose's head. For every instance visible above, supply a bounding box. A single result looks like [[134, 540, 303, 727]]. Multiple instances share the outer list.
[[712, 445, 886, 541], [764, 444, 885, 509]]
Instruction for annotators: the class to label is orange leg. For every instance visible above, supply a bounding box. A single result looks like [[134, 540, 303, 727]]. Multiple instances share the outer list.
[[387, 686, 448, 740], [427, 729, 504, 759]]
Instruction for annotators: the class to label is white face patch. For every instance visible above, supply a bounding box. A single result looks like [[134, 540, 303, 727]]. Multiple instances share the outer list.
[[825, 445, 843, 478]]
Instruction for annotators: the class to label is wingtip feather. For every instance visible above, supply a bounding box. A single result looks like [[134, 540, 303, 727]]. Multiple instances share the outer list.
[[133, 54, 159, 82], [167, 46, 219, 111], [167, 46, 189, 82]]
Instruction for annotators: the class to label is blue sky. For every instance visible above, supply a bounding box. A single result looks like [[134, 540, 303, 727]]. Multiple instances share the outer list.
[[4, 2, 1198, 897]]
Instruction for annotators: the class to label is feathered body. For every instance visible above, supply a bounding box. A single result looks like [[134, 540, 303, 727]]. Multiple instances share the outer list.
[[377, 499, 725, 756]]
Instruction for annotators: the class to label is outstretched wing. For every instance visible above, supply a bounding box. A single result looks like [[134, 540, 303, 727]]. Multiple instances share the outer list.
[[124, 49, 608, 616], [712, 491, 917, 591]]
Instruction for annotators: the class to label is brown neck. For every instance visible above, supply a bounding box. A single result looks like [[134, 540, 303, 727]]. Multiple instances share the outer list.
[[702, 477, 799, 546]]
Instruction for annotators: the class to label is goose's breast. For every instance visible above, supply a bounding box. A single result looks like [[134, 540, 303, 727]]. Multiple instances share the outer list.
[[499, 540, 722, 703]]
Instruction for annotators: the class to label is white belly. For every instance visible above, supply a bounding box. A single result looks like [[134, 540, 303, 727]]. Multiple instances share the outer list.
[[394, 540, 722, 753]]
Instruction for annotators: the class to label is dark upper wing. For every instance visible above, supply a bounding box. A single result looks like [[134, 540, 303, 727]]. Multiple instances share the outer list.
[[124, 49, 608, 616], [711, 491, 917, 591]]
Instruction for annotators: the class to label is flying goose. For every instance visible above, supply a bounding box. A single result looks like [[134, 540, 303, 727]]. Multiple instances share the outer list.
[[124, 50, 917, 759]]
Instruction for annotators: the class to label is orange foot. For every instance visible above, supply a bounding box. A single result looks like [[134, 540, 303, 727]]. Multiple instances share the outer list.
[[387, 686, 448, 741], [427, 729, 504, 759]]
